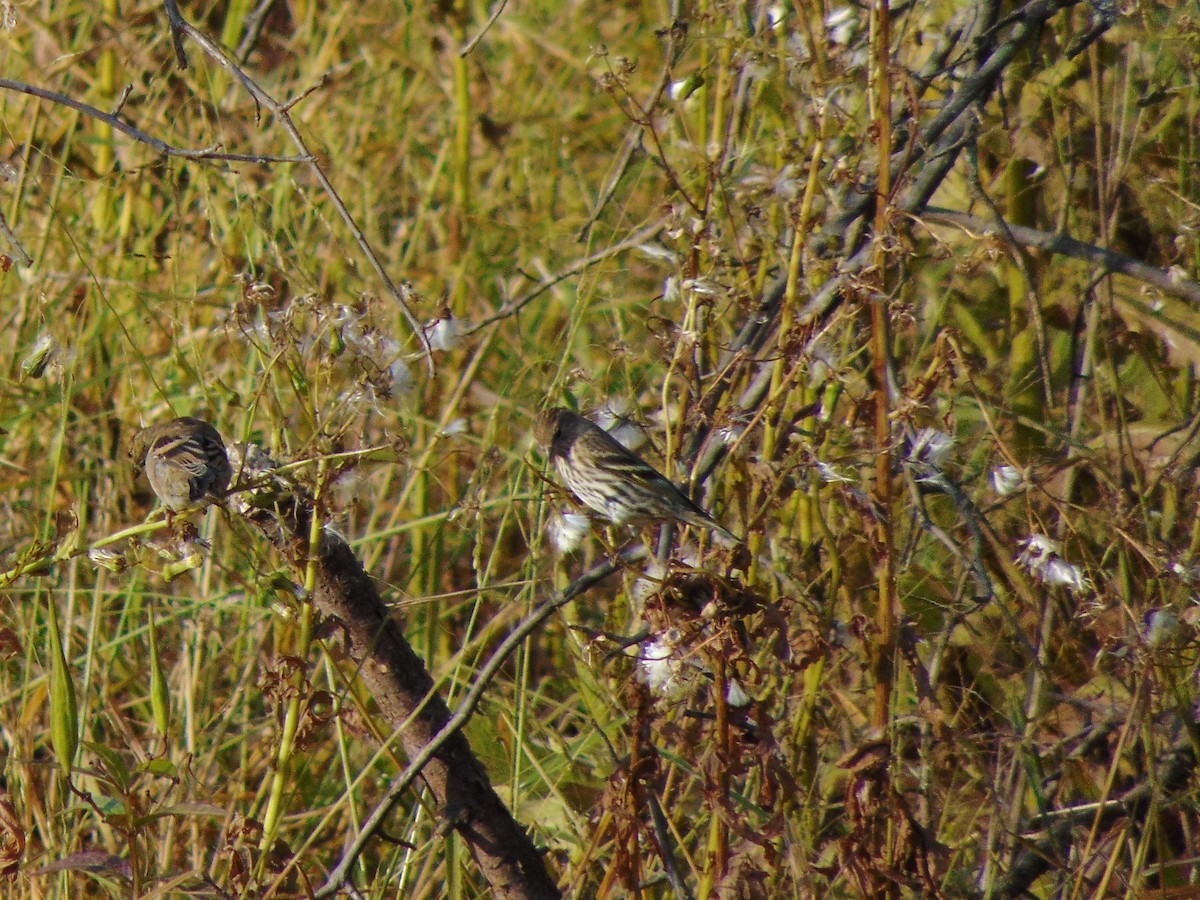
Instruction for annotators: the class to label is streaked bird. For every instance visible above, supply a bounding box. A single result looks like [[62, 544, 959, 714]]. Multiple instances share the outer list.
[[129, 417, 232, 514], [534, 407, 738, 543]]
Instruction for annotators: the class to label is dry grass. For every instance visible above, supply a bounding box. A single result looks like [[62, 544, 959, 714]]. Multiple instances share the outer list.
[[0, 0, 1198, 897]]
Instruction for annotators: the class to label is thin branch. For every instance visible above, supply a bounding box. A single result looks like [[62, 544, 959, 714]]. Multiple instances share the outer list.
[[963, 123, 1055, 410], [996, 744, 1195, 898], [0, 209, 32, 267], [2, 8, 437, 370], [920, 207, 1200, 307], [819, 0, 1082, 251], [577, 0, 684, 241], [646, 790, 692, 900], [161, 0, 190, 70], [1065, 0, 1117, 59], [0, 78, 309, 163], [235, 0, 278, 65], [171, 18, 436, 372], [459, 0, 509, 56], [899, 452, 995, 602], [463, 220, 666, 335], [578, 127, 643, 243]]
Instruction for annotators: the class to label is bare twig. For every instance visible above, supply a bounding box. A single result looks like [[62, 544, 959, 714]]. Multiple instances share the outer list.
[[1065, 0, 1117, 59], [0, 4, 438, 369], [578, 126, 643, 244], [464, 220, 666, 335], [577, 0, 684, 241], [0, 78, 309, 163], [899, 451, 995, 602], [235, 0, 278, 65], [921, 208, 1200, 306], [0, 209, 32, 267], [963, 126, 1055, 409], [647, 789, 691, 900], [819, 0, 1083, 252], [868, 0, 897, 735], [459, 0, 509, 56], [170, 18, 436, 372], [161, 0, 190, 69], [997, 744, 1195, 898]]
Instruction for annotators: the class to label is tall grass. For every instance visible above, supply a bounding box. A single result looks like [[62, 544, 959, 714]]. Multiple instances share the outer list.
[[0, 0, 1197, 897]]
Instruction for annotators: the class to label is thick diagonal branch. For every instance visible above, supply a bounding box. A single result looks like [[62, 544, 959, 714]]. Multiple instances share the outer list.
[[245, 494, 560, 900]]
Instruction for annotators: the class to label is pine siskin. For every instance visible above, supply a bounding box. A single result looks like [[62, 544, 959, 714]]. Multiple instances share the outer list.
[[129, 417, 232, 514], [534, 407, 738, 543]]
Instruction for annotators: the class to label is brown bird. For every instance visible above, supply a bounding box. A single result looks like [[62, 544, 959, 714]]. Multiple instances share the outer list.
[[535, 407, 738, 543], [129, 417, 232, 515]]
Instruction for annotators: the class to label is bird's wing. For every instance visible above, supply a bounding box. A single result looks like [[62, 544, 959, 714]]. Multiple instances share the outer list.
[[577, 427, 673, 485], [157, 435, 211, 478]]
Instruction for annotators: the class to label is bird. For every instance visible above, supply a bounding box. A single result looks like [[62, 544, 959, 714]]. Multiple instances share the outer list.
[[128, 417, 232, 516], [534, 407, 739, 543]]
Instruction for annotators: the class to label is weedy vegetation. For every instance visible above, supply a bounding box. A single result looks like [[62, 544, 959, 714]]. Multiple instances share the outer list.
[[0, 0, 1198, 897]]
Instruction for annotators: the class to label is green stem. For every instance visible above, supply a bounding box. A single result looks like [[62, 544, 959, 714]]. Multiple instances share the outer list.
[[258, 459, 324, 870]]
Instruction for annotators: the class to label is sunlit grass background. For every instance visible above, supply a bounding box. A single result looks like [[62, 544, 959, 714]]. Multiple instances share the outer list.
[[1, 0, 1199, 896]]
